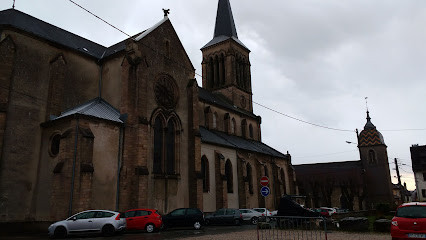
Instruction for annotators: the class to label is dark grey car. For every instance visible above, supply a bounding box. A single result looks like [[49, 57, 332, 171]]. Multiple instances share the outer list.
[[205, 208, 243, 226]]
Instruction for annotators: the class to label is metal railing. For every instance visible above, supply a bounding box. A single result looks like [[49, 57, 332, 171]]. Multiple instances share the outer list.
[[257, 216, 328, 240]]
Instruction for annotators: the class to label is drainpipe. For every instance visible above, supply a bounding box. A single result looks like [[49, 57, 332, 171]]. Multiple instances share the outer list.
[[115, 125, 124, 211], [69, 116, 79, 217]]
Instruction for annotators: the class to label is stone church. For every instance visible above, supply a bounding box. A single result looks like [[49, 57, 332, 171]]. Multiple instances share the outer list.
[[294, 111, 394, 211], [0, 0, 297, 223]]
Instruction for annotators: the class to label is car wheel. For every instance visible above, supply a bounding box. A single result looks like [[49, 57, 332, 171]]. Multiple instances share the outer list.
[[146, 223, 155, 233], [251, 217, 258, 225], [102, 224, 115, 237], [234, 219, 241, 226], [53, 226, 67, 239], [193, 221, 201, 230]]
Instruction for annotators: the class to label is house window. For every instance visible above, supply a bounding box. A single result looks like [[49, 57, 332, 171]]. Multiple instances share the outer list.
[[225, 159, 233, 193], [201, 156, 209, 192]]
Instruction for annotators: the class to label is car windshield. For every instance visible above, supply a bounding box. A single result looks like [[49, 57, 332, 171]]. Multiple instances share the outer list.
[[396, 206, 426, 218]]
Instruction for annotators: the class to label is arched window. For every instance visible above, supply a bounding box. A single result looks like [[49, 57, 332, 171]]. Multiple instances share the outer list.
[[247, 163, 253, 194], [166, 120, 175, 174], [201, 156, 209, 192], [241, 119, 247, 138], [231, 118, 236, 135], [224, 113, 230, 133], [249, 124, 253, 139], [225, 160, 233, 193], [213, 112, 217, 129], [153, 116, 163, 174], [369, 150, 376, 164], [49, 133, 61, 157]]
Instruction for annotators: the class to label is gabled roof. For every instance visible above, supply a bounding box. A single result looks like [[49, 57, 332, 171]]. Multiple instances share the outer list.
[[201, 0, 249, 51], [198, 87, 257, 119], [53, 97, 123, 124], [0, 9, 170, 60], [200, 126, 287, 158]]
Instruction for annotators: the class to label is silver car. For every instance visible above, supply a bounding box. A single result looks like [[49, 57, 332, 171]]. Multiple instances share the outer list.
[[239, 208, 263, 224], [48, 210, 126, 238]]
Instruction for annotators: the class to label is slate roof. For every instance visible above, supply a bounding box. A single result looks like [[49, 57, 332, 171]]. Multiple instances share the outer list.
[[54, 97, 123, 124], [198, 87, 257, 119], [200, 126, 287, 158], [294, 160, 364, 185], [0, 9, 164, 60], [201, 0, 249, 51]]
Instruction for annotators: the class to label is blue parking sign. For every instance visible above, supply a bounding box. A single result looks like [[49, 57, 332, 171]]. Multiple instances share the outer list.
[[260, 186, 270, 197]]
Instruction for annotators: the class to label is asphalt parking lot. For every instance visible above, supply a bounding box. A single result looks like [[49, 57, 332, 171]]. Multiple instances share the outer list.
[[1, 224, 256, 240]]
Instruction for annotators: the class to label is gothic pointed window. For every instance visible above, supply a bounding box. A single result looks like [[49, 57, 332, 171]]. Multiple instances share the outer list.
[[241, 119, 247, 138], [225, 159, 233, 193], [224, 113, 230, 133], [201, 156, 209, 192], [247, 163, 253, 194], [212, 112, 218, 129], [249, 124, 253, 139], [281, 169, 286, 195], [231, 118, 236, 135], [368, 150, 376, 165], [264, 165, 269, 177], [153, 116, 163, 174], [166, 120, 175, 174]]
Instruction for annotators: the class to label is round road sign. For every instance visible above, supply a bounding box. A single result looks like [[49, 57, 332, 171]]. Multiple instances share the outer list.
[[260, 186, 270, 197], [260, 176, 269, 186]]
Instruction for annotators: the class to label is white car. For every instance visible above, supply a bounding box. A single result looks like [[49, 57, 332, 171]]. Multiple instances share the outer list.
[[48, 210, 126, 238], [252, 208, 272, 217]]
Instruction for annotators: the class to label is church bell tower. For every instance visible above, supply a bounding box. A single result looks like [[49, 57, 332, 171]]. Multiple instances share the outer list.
[[201, 0, 253, 112]]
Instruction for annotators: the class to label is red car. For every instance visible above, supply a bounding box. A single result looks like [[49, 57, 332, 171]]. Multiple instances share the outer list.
[[391, 202, 426, 240], [124, 209, 162, 233]]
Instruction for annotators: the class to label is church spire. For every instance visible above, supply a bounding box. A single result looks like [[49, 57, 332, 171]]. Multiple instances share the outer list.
[[364, 111, 376, 130], [214, 0, 238, 38]]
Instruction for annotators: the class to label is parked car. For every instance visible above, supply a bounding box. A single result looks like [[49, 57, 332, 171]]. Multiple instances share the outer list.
[[48, 210, 126, 238], [253, 208, 272, 217], [162, 208, 204, 230], [320, 207, 336, 216], [239, 209, 262, 225], [124, 208, 162, 233], [391, 202, 426, 240], [205, 208, 243, 226], [312, 208, 330, 217]]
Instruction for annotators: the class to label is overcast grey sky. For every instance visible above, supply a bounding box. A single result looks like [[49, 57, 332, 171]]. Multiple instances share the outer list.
[[2, 0, 425, 190]]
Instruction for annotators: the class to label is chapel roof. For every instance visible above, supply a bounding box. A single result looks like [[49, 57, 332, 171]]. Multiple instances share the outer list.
[[201, 0, 249, 51], [200, 126, 287, 159], [358, 111, 385, 147]]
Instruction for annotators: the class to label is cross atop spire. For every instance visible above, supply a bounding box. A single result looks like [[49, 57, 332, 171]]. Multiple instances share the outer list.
[[214, 0, 238, 38]]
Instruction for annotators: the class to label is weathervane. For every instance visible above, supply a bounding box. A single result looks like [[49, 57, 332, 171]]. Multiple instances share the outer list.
[[162, 8, 170, 17], [365, 97, 369, 111]]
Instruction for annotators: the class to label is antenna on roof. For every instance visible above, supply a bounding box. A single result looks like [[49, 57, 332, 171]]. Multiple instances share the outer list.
[[12, 0, 15, 9]]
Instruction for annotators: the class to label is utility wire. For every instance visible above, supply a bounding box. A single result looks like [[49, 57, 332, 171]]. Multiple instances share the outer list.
[[10, 1, 426, 134]]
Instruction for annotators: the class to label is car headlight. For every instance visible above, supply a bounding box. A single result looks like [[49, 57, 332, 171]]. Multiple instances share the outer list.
[[392, 221, 398, 227]]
